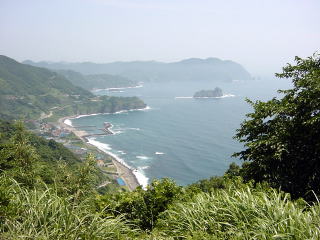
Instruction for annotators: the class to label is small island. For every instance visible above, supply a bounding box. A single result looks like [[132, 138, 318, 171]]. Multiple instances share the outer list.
[[193, 87, 223, 98]]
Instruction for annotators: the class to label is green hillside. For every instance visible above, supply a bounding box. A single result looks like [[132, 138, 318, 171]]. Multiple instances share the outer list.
[[0, 56, 146, 120], [0, 56, 91, 96], [0, 55, 92, 119], [0, 120, 82, 184]]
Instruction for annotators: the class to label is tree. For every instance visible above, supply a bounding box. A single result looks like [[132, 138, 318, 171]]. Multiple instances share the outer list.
[[54, 153, 98, 202], [97, 178, 182, 230], [233, 54, 320, 200], [72, 153, 98, 202], [0, 122, 39, 187]]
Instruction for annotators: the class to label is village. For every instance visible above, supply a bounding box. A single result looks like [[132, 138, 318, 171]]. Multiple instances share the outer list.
[[29, 119, 128, 192]]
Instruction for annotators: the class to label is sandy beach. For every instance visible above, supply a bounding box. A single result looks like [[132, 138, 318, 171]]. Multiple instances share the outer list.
[[58, 116, 140, 191], [58, 116, 88, 140]]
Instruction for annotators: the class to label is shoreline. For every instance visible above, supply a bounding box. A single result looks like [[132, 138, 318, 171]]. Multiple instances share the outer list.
[[62, 106, 151, 121], [57, 112, 142, 191], [91, 83, 144, 93]]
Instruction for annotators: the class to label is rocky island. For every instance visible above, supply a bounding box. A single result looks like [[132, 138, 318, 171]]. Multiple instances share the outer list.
[[193, 87, 223, 98]]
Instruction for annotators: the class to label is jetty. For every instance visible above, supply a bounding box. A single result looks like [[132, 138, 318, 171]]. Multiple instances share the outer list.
[[82, 122, 114, 138], [73, 125, 96, 129]]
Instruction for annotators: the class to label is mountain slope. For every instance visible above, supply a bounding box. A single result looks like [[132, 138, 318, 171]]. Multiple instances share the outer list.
[[0, 56, 91, 96], [24, 57, 252, 82], [0, 56, 146, 120], [0, 55, 93, 119]]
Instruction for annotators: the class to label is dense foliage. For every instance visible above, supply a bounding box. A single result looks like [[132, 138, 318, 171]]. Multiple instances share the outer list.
[[0, 121, 104, 192], [157, 179, 320, 239], [96, 178, 183, 231], [234, 54, 320, 200], [0, 177, 134, 240], [2, 171, 320, 239]]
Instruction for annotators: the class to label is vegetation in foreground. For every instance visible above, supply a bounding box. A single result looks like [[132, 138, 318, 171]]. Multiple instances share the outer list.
[[1, 54, 320, 239]]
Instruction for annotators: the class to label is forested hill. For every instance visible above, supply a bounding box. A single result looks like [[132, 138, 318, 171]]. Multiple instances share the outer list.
[[0, 55, 146, 120], [23, 57, 251, 82], [0, 55, 91, 97]]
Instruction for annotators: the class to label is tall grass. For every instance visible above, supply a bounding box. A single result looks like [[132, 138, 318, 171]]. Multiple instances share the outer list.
[[2, 176, 320, 239], [0, 177, 137, 239], [156, 182, 320, 239]]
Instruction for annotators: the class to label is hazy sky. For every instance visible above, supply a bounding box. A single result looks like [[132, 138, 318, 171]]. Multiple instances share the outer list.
[[1, 0, 319, 76]]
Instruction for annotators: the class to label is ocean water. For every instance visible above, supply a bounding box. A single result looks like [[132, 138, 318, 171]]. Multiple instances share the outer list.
[[70, 79, 292, 187]]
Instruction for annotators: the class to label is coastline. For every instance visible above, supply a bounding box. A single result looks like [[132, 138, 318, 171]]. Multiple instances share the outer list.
[[58, 113, 141, 191], [91, 83, 144, 93]]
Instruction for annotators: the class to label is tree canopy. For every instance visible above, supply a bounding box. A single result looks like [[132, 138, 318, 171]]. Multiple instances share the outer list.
[[234, 54, 320, 200]]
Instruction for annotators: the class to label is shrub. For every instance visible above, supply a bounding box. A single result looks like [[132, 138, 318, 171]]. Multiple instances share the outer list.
[[157, 181, 320, 239], [0, 176, 136, 239]]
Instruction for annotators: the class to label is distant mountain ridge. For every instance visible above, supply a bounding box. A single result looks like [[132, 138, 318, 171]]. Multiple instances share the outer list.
[[23, 57, 251, 83]]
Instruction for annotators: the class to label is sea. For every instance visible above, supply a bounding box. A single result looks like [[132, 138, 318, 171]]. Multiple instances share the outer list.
[[69, 78, 292, 188]]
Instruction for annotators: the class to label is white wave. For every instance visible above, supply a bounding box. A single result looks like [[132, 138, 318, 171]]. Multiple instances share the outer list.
[[87, 138, 112, 151], [113, 106, 152, 115], [108, 90, 124, 93], [133, 168, 149, 189], [218, 94, 236, 98], [87, 138, 149, 188], [113, 130, 124, 135], [64, 119, 73, 127], [140, 166, 150, 170], [117, 150, 126, 155], [155, 152, 165, 155], [92, 84, 144, 92], [194, 94, 236, 99], [73, 113, 101, 119], [115, 127, 141, 132], [141, 105, 151, 111], [87, 138, 133, 169], [67, 106, 151, 120], [127, 127, 141, 131], [136, 155, 149, 160], [175, 96, 193, 99]]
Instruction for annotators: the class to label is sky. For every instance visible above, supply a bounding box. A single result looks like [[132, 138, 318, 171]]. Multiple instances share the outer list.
[[0, 0, 319, 76]]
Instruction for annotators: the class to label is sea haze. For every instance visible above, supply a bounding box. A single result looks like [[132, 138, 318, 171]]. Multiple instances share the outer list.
[[71, 79, 292, 187]]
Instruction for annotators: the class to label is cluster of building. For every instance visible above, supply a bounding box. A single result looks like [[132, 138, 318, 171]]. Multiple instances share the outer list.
[[33, 120, 116, 183], [37, 122, 71, 138]]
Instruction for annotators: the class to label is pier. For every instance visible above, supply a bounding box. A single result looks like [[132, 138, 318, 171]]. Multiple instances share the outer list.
[[83, 133, 110, 138], [73, 125, 96, 128], [82, 122, 114, 137]]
